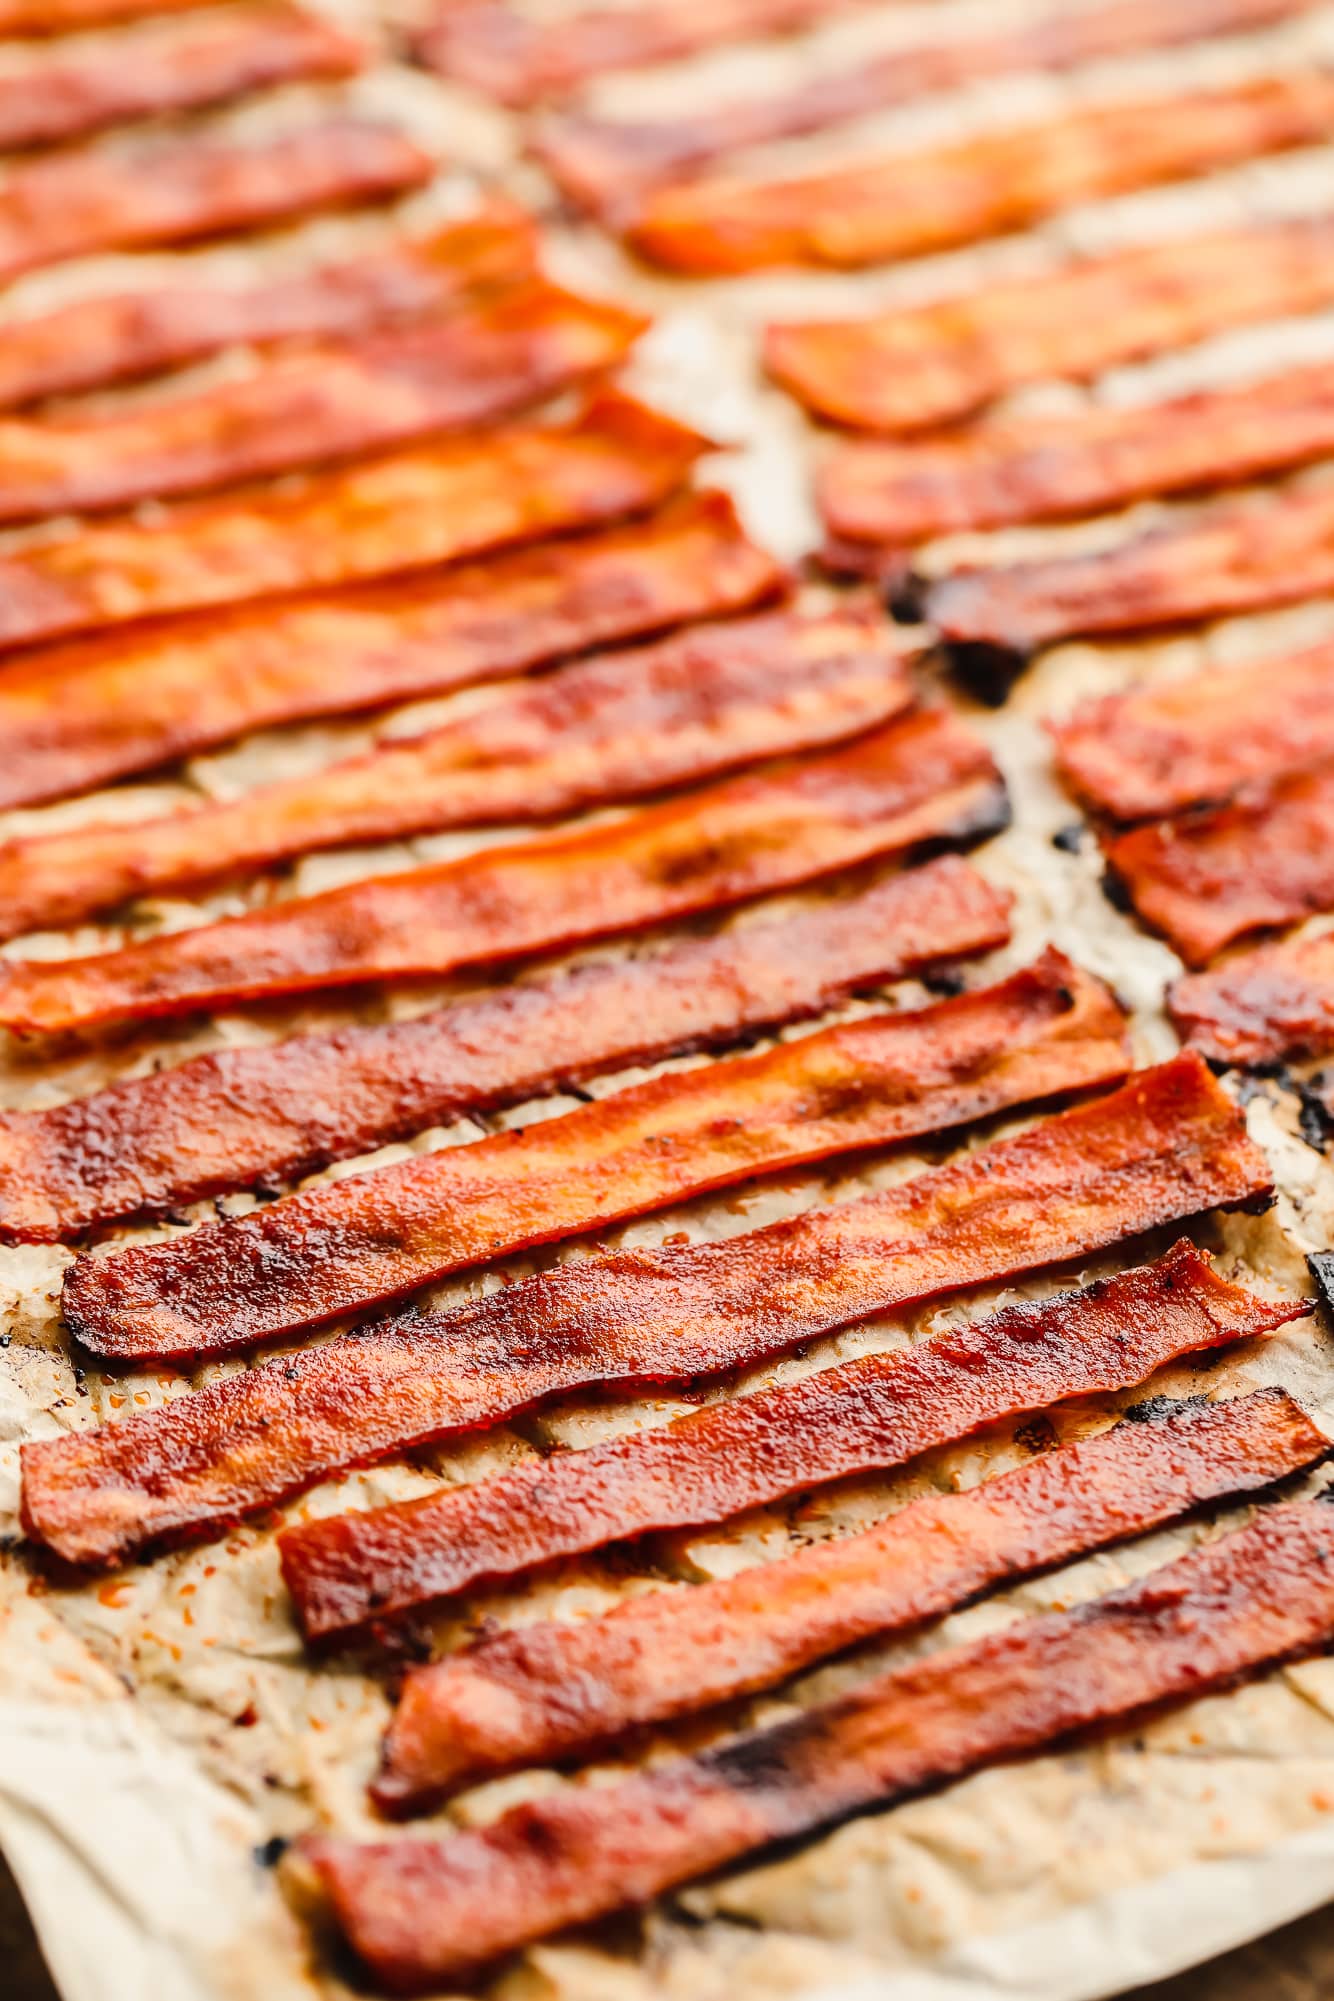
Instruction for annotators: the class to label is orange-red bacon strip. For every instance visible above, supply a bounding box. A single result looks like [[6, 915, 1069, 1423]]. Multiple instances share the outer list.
[[0, 390, 707, 654], [0, 5, 362, 155], [306, 1496, 1334, 1989], [1105, 762, 1334, 966], [62, 948, 1105, 1364], [1170, 932, 1334, 1067], [0, 862, 1011, 1244], [0, 712, 1006, 1037], [0, 204, 535, 412], [0, 286, 647, 525], [375, 1388, 1325, 1812], [0, 0, 211, 31], [625, 75, 1334, 275], [765, 217, 1334, 435], [0, 494, 782, 812], [0, 119, 431, 287], [273, 1056, 1275, 1638], [0, 608, 912, 941]]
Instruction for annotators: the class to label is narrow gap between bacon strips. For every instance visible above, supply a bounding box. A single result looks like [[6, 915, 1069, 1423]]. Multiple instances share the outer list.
[[269, 1055, 1276, 1640], [624, 76, 1334, 275], [59, 946, 1119, 1364], [764, 218, 1334, 435], [0, 608, 914, 942], [302, 1496, 1334, 1991], [0, 710, 1007, 1037], [0, 389, 708, 655], [1169, 932, 1334, 1068], [0, 493, 782, 814], [0, 284, 649, 525], [375, 1387, 1326, 1814], [0, 119, 433, 287]]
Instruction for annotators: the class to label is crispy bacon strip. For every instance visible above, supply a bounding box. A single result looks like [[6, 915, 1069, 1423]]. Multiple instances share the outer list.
[[1051, 641, 1334, 824], [305, 1496, 1334, 1988], [0, 203, 537, 412], [537, 0, 1314, 214], [273, 1056, 1276, 1638], [0, 391, 707, 654], [765, 218, 1334, 435], [0, 0, 209, 30], [62, 948, 1107, 1364], [0, 4, 362, 154], [625, 75, 1334, 275], [0, 495, 781, 813], [0, 609, 913, 941], [375, 1388, 1325, 1812], [0, 285, 647, 525], [0, 712, 1006, 1037], [1170, 932, 1334, 1067], [0, 862, 1011, 1245], [1105, 763, 1334, 966], [0, 119, 431, 286]]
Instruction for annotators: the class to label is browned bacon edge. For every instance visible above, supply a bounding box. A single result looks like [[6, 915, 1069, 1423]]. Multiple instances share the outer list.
[[1169, 932, 1334, 1068], [59, 947, 1121, 1365], [302, 1495, 1334, 1989], [374, 1387, 1327, 1813], [0, 0, 211, 31]]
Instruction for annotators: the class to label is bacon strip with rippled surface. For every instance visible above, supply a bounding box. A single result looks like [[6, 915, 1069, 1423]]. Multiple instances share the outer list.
[[0, 713, 1005, 1037], [1170, 933, 1334, 1066], [0, 119, 431, 287], [0, 609, 913, 941], [62, 947, 1102, 1364], [0, 390, 706, 654], [765, 218, 1334, 434], [0, 286, 647, 524], [272, 1056, 1274, 1637], [305, 1497, 1334, 1987], [1105, 762, 1334, 965], [0, 4, 362, 154], [626, 76, 1334, 275], [0, 862, 1010, 1245], [375, 1388, 1324, 1812]]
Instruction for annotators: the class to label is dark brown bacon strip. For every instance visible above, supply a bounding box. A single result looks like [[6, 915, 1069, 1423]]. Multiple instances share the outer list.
[[765, 217, 1334, 435], [0, 203, 537, 412], [0, 390, 707, 654], [1105, 761, 1334, 966], [1051, 640, 1334, 824], [0, 119, 432, 287], [63, 947, 1101, 1364], [0, 609, 913, 941], [0, 712, 1005, 1037], [625, 75, 1334, 275], [376, 1389, 1325, 1812], [0, 4, 362, 155], [305, 1496, 1334, 1988], [537, 0, 1314, 214], [0, 861, 1011, 1244], [274, 1056, 1275, 1638], [1170, 932, 1334, 1067]]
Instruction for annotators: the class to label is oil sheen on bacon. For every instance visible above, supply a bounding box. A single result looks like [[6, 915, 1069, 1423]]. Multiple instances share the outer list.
[[1169, 931, 1334, 1067], [375, 1388, 1325, 1812], [0, 712, 1007, 1037], [303, 1498, 1334, 1989], [0, 608, 915, 941], [60, 949, 1113, 1364], [271, 1057, 1275, 1639]]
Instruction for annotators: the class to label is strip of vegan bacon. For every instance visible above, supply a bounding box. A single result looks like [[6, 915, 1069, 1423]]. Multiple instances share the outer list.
[[0, 495, 781, 813], [0, 391, 707, 654], [1170, 932, 1334, 1066], [375, 1388, 1325, 1811], [765, 218, 1334, 435], [274, 1055, 1275, 1637], [0, 713, 1006, 1038], [1105, 763, 1334, 966], [0, 285, 648, 525], [0, 609, 914, 940], [306, 1497, 1334, 1988], [0, 4, 363, 155], [625, 75, 1334, 275], [62, 948, 1108, 1364], [0, 862, 1011, 1245], [0, 119, 432, 287]]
